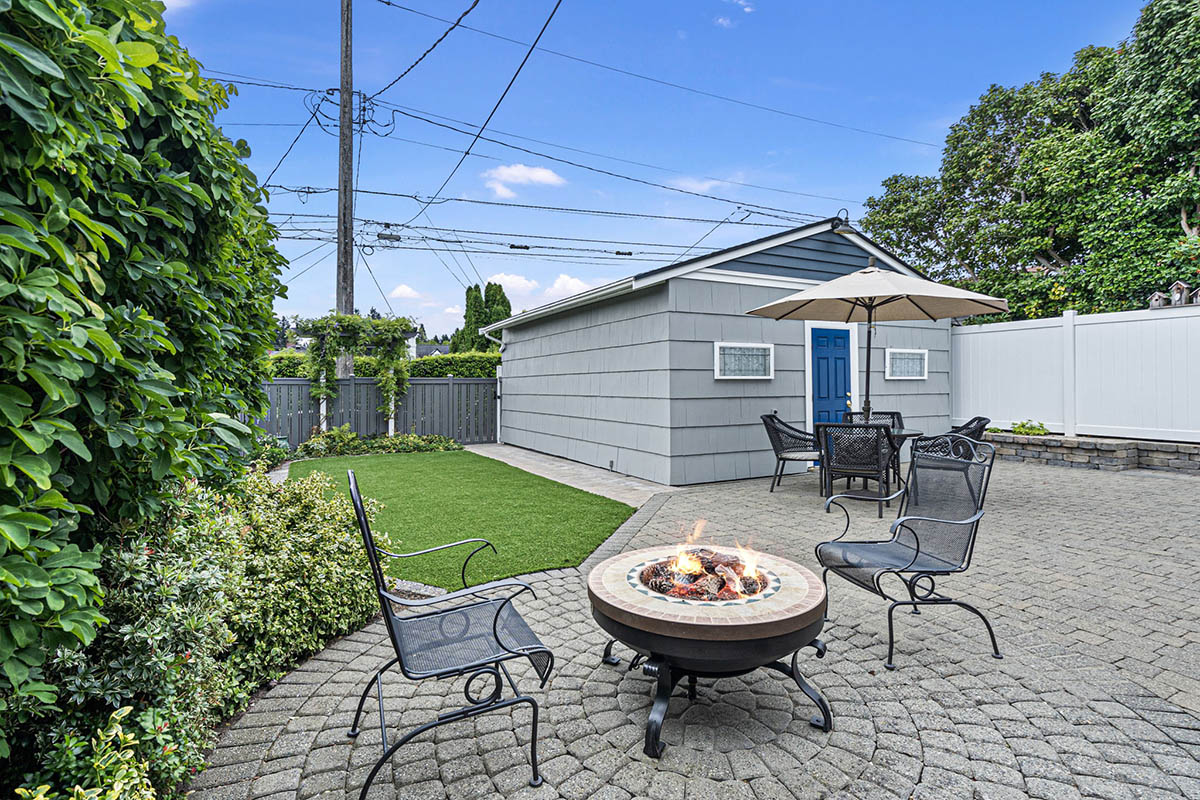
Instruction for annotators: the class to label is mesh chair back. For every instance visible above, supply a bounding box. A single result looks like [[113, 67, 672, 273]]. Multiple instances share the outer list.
[[898, 435, 995, 571], [821, 423, 896, 472], [949, 416, 990, 441], [761, 414, 817, 457], [348, 470, 406, 662], [843, 410, 905, 430]]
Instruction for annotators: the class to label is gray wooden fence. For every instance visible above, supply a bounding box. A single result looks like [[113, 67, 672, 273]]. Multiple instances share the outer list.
[[261, 377, 498, 447]]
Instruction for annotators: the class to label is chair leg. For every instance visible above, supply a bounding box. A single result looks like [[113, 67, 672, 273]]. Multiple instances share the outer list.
[[769, 459, 781, 492], [884, 600, 907, 670], [820, 568, 830, 621], [876, 471, 884, 518], [348, 656, 399, 738], [948, 600, 1003, 660]]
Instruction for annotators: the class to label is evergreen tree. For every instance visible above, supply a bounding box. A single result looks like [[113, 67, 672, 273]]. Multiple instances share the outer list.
[[451, 284, 488, 352]]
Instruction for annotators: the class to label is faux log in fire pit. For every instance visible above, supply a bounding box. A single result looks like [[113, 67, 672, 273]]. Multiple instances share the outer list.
[[588, 544, 832, 758]]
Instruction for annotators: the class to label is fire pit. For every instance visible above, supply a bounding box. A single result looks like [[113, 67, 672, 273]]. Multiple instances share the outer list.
[[588, 544, 831, 758]]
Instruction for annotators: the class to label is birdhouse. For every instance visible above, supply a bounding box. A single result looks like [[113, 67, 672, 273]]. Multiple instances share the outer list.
[[1169, 280, 1191, 306], [1192, 287, 1200, 305], [1148, 291, 1169, 309]]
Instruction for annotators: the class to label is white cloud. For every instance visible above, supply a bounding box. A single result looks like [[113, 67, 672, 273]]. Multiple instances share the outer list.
[[486, 272, 540, 295], [670, 176, 725, 193], [484, 180, 517, 199], [543, 274, 593, 301], [727, 0, 754, 12], [443, 305, 463, 315], [388, 283, 421, 299], [714, 16, 733, 28], [481, 163, 566, 198]]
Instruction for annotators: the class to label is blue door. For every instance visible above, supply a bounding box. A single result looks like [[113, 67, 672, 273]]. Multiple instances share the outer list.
[[811, 328, 851, 425]]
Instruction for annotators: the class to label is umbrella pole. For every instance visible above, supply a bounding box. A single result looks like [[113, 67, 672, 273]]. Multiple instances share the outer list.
[[863, 305, 873, 417]]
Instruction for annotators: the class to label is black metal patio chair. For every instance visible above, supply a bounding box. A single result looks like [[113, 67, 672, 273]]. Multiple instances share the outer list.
[[844, 410, 905, 485], [815, 434, 1001, 670], [346, 470, 554, 799], [761, 414, 822, 493], [948, 415, 990, 442], [820, 423, 898, 517]]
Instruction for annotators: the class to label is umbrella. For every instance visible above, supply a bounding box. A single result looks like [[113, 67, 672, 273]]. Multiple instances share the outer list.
[[746, 263, 1008, 416]]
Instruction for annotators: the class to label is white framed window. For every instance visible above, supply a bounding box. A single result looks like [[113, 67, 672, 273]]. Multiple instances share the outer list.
[[884, 348, 928, 380], [714, 342, 774, 380]]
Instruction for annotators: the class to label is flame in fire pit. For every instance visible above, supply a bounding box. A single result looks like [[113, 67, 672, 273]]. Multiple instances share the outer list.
[[641, 538, 766, 602]]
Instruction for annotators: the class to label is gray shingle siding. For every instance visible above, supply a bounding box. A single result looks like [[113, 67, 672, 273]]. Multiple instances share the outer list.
[[710, 229, 875, 283], [861, 319, 952, 437], [498, 285, 673, 484]]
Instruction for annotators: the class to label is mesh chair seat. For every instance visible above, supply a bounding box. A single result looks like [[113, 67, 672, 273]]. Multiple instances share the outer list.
[[394, 599, 550, 679], [816, 540, 961, 592], [779, 449, 820, 461]]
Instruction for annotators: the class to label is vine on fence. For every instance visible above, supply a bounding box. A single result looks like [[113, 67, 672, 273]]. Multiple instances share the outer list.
[[299, 315, 415, 413]]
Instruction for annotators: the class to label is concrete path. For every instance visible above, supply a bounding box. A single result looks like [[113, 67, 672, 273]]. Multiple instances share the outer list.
[[190, 462, 1200, 800], [466, 443, 676, 508]]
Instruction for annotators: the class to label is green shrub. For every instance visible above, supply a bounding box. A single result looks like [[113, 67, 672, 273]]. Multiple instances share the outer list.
[[0, 0, 283, 758], [11, 473, 379, 796], [408, 351, 500, 378], [263, 350, 310, 379], [293, 425, 462, 460], [1011, 420, 1050, 436], [221, 472, 377, 708], [250, 435, 289, 472], [16, 708, 155, 800], [32, 482, 242, 792]]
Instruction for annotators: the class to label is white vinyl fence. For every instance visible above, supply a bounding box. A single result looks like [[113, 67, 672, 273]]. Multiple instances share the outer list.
[[951, 305, 1200, 442]]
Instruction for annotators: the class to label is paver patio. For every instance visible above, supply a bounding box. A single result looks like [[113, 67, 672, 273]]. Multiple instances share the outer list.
[[191, 462, 1200, 800]]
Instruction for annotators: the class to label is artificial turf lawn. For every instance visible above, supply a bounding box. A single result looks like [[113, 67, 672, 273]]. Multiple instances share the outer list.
[[288, 450, 636, 590]]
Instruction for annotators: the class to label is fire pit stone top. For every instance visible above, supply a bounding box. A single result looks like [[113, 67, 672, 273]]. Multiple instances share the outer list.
[[587, 545, 826, 642]]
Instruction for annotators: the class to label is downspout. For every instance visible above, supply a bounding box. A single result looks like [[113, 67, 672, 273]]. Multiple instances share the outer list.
[[482, 329, 504, 443]]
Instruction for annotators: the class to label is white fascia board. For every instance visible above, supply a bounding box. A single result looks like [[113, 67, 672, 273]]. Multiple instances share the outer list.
[[630, 219, 837, 290], [478, 277, 635, 334], [684, 268, 822, 290]]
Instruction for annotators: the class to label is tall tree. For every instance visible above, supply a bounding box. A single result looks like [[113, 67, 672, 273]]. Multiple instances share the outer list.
[[861, 2, 1196, 320], [450, 285, 488, 352]]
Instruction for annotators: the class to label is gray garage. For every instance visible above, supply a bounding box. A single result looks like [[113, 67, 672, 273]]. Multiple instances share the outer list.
[[480, 218, 951, 486]]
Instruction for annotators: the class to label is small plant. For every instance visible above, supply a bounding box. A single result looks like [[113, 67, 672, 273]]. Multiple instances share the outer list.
[[1011, 420, 1050, 436], [250, 434, 290, 472], [293, 425, 463, 459], [17, 708, 156, 800]]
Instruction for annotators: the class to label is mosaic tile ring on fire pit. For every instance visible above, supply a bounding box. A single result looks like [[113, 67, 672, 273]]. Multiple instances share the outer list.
[[588, 545, 831, 758]]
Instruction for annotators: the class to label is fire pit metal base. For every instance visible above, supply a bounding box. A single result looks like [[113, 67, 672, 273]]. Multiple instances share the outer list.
[[587, 546, 833, 759], [601, 638, 832, 758]]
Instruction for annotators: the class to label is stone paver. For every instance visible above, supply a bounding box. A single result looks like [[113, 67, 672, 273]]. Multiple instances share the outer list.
[[466, 443, 678, 507], [192, 462, 1200, 799]]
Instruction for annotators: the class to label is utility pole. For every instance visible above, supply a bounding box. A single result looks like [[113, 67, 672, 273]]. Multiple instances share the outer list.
[[335, 0, 355, 378]]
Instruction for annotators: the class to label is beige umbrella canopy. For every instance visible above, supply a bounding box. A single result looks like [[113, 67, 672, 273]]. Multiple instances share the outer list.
[[746, 265, 1008, 415]]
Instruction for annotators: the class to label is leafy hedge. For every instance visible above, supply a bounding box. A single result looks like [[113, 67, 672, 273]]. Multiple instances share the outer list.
[[294, 425, 463, 460], [0, 0, 283, 783], [407, 351, 500, 379], [11, 472, 377, 796], [263, 350, 310, 379]]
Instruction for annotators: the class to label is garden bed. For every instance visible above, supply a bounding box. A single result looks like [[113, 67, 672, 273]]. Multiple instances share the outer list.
[[985, 431, 1200, 472]]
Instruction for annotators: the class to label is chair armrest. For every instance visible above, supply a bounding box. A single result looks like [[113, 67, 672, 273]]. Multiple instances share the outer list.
[[888, 509, 983, 536], [824, 488, 906, 512], [380, 577, 533, 609], [378, 538, 497, 589]]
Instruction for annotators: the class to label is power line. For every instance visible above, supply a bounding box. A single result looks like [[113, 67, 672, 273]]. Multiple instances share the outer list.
[[669, 209, 748, 265], [403, 0, 564, 225], [382, 105, 822, 221], [424, 208, 486, 285], [263, 105, 321, 184], [374, 0, 940, 148], [287, 245, 336, 280], [265, 184, 809, 226], [368, 0, 480, 100], [204, 70, 865, 207], [372, 98, 861, 204], [357, 247, 396, 314]]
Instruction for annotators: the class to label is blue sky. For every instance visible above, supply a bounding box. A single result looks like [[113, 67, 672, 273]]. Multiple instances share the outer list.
[[164, 0, 1142, 335]]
